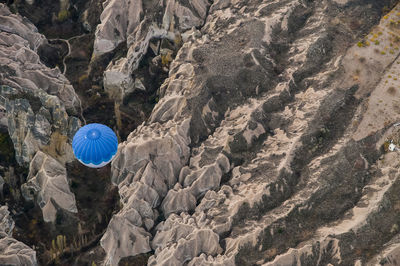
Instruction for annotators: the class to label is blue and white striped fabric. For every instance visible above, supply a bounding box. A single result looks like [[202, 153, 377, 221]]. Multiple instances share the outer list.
[[72, 123, 118, 168]]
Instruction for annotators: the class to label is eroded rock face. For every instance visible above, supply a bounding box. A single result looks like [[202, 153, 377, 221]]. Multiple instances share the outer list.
[[0, 4, 81, 167], [94, 0, 211, 102], [101, 119, 191, 264], [2, 86, 79, 167], [0, 206, 37, 265], [21, 151, 77, 223], [0, 4, 80, 114], [100, 212, 152, 266], [149, 212, 223, 266], [5, 0, 399, 264], [93, 0, 208, 57], [0, 206, 14, 238], [0, 3, 81, 227], [98, 0, 400, 265], [0, 238, 37, 266]]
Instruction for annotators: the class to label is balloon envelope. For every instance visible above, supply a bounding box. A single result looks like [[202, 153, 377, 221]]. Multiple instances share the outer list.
[[72, 123, 118, 168]]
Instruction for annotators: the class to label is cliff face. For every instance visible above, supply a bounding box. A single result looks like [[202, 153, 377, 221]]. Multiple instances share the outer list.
[[2, 0, 400, 265]]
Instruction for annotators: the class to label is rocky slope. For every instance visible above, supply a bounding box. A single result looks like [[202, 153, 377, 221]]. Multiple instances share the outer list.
[[2, 0, 400, 265], [95, 0, 400, 265]]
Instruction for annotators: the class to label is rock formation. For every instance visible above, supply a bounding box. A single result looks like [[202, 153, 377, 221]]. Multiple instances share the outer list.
[[93, 0, 400, 265], [3, 0, 400, 265], [0, 3, 80, 222], [95, 0, 210, 103], [21, 151, 77, 223], [0, 206, 37, 265]]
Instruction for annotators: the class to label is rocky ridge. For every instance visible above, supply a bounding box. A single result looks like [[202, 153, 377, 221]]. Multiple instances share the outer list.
[[94, 0, 400, 265]]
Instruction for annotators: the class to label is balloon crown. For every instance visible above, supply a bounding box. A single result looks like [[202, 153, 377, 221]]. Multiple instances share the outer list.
[[72, 123, 118, 168]]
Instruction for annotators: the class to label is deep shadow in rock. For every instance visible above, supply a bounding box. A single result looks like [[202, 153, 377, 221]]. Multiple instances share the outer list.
[[38, 40, 69, 71], [64, 160, 120, 258], [118, 253, 153, 266], [115, 38, 170, 140], [1, 0, 103, 39]]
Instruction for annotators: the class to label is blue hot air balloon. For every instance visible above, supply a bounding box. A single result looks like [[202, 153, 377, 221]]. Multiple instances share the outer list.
[[72, 123, 118, 168]]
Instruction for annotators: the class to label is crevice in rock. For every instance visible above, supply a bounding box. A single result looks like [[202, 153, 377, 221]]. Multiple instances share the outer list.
[[43, 161, 121, 265], [115, 37, 176, 140], [0, 1, 127, 264]]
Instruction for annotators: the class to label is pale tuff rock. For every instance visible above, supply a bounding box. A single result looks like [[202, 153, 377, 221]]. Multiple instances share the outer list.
[[0, 206, 14, 238], [187, 254, 235, 266], [0, 4, 81, 225], [96, 0, 210, 101], [0, 238, 38, 266], [161, 153, 230, 217], [21, 151, 77, 223], [92, 0, 400, 264], [93, 0, 209, 56], [100, 211, 152, 266], [148, 229, 222, 266], [0, 4, 81, 167], [0, 4, 44, 51], [93, 0, 143, 56], [0, 4, 80, 115], [148, 212, 222, 266], [0, 206, 37, 265], [103, 23, 174, 101], [101, 119, 191, 263], [161, 0, 209, 31], [367, 242, 400, 266], [111, 119, 191, 186], [2, 86, 79, 167], [262, 237, 342, 265]]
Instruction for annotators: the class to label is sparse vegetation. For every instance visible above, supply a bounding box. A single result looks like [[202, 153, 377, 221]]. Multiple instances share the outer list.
[[78, 74, 88, 84], [57, 10, 70, 22], [49, 235, 67, 260], [161, 52, 173, 67]]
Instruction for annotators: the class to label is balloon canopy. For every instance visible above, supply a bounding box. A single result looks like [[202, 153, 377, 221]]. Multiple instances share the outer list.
[[72, 123, 118, 168]]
